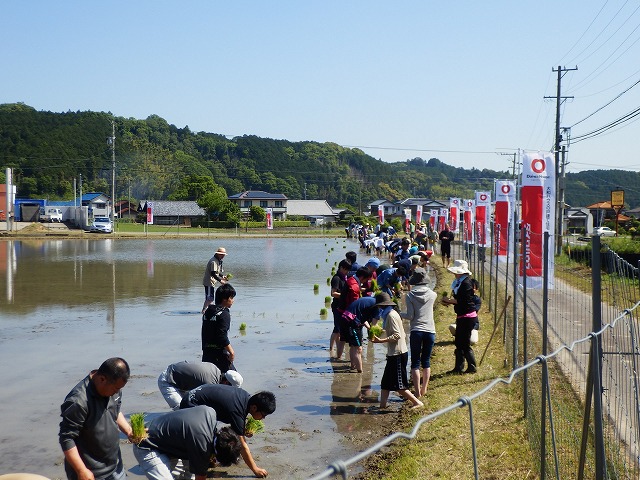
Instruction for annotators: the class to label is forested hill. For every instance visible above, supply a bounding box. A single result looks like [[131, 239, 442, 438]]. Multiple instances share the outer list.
[[0, 103, 638, 209]]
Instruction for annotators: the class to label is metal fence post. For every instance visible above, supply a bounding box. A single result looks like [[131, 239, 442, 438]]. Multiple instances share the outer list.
[[540, 232, 549, 480], [591, 235, 606, 479]]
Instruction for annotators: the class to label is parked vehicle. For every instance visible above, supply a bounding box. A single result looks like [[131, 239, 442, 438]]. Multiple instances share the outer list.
[[90, 217, 113, 233], [594, 226, 616, 237], [40, 207, 63, 223]]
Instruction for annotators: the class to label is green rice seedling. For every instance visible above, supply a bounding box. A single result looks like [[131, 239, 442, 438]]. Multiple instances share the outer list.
[[245, 416, 265, 435], [225, 273, 233, 280], [368, 324, 384, 340], [313, 284, 319, 291], [239, 322, 247, 331], [326, 277, 331, 285], [316, 264, 319, 269], [320, 308, 328, 315], [441, 290, 449, 298], [324, 296, 331, 304], [130, 413, 147, 444]]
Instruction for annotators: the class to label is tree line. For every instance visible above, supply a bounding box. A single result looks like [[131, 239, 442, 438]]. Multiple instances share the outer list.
[[1, 103, 637, 217]]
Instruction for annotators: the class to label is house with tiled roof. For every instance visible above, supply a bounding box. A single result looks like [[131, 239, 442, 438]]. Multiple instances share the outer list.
[[139, 200, 206, 226], [286, 200, 337, 223], [367, 199, 399, 217], [228, 191, 288, 220]]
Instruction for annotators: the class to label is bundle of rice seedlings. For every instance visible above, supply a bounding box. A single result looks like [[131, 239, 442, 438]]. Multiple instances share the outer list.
[[225, 273, 233, 280], [324, 296, 331, 304], [313, 284, 319, 291], [441, 290, 449, 298], [129, 413, 147, 444], [320, 308, 328, 315], [239, 322, 247, 331], [368, 324, 384, 340], [245, 416, 265, 435]]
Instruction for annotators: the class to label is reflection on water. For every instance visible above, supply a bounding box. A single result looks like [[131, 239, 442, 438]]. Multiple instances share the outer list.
[[0, 236, 395, 478]]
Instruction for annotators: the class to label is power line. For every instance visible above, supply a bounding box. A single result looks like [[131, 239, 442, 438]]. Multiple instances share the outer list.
[[570, 77, 640, 127]]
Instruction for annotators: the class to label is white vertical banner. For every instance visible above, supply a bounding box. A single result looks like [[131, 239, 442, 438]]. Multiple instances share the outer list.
[[463, 199, 475, 244], [520, 152, 555, 289], [475, 191, 492, 247], [429, 209, 438, 230], [378, 205, 384, 225], [439, 208, 448, 232], [494, 180, 516, 263], [415, 205, 423, 225], [266, 208, 273, 230], [449, 198, 460, 233], [404, 208, 411, 234], [146, 202, 154, 225]]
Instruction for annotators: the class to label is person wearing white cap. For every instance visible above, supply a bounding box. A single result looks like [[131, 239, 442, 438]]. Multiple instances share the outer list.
[[441, 260, 478, 374], [201, 246, 228, 313], [158, 361, 244, 410]]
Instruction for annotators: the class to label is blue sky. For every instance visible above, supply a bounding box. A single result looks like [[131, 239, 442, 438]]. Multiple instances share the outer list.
[[2, 1, 640, 174]]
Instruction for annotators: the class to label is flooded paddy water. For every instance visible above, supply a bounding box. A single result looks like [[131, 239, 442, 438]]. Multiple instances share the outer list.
[[0, 237, 400, 479]]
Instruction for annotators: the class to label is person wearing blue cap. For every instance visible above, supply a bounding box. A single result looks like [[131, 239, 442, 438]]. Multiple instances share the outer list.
[[362, 257, 380, 297]]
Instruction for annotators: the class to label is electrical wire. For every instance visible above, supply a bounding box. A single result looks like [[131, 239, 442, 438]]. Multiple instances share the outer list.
[[571, 104, 640, 143], [570, 77, 640, 127]]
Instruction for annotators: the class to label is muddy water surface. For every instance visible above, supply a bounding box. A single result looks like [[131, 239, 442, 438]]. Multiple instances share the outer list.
[[0, 237, 396, 479]]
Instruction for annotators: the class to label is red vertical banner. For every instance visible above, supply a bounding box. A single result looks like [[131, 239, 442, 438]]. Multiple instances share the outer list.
[[463, 199, 475, 244], [475, 191, 491, 247], [494, 180, 516, 262], [146, 202, 154, 225], [416, 205, 423, 225], [378, 205, 384, 225], [449, 198, 460, 233], [429, 209, 438, 230], [404, 209, 411, 233], [520, 152, 555, 289], [266, 208, 273, 230]]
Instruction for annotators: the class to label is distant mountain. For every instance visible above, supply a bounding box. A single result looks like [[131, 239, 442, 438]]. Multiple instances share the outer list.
[[0, 103, 637, 209]]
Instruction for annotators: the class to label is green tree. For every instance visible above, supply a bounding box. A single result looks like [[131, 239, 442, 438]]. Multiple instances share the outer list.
[[249, 205, 266, 221], [197, 183, 229, 220], [221, 202, 242, 223], [169, 175, 216, 201]]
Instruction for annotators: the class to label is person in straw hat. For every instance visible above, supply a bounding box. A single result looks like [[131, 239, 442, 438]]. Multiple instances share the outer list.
[[441, 259, 478, 374], [371, 292, 424, 410], [201, 246, 228, 313]]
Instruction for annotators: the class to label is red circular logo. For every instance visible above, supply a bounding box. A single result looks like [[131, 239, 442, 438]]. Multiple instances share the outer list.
[[501, 184, 511, 194], [531, 158, 546, 173], [480, 194, 488, 201], [452, 199, 458, 205]]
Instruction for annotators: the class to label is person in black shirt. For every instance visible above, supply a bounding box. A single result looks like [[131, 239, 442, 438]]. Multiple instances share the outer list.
[[181, 385, 276, 478], [202, 284, 236, 372], [439, 224, 455, 268], [442, 260, 478, 374]]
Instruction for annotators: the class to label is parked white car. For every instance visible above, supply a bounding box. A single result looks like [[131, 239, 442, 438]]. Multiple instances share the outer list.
[[594, 226, 616, 237], [90, 217, 113, 233]]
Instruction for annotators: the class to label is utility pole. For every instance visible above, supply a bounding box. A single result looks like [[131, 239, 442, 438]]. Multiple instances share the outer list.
[[500, 152, 517, 179], [109, 121, 116, 232], [545, 65, 577, 255]]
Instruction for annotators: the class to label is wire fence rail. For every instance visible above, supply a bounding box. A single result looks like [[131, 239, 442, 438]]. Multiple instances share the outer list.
[[310, 234, 640, 480]]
